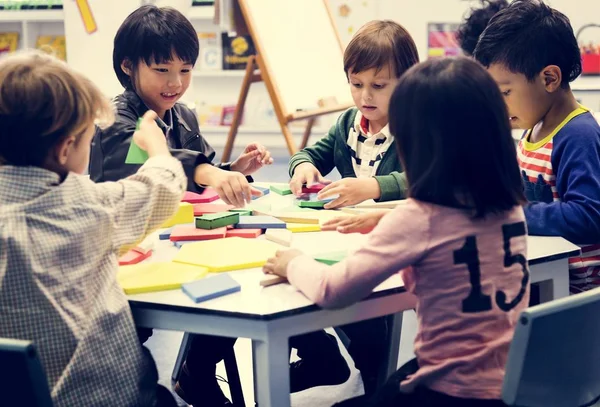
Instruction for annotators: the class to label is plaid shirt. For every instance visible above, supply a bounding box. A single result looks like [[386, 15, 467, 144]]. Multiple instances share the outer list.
[[0, 156, 185, 406]]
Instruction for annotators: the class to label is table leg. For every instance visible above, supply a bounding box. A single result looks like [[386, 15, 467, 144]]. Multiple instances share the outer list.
[[377, 311, 404, 387], [537, 259, 570, 302], [252, 335, 290, 407]]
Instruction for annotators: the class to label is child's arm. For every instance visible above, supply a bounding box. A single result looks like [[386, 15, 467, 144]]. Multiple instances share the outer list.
[[321, 210, 390, 234], [525, 130, 600, 244], [94, 112, 187, 251], [373, 172, 409, 202], [288, 125, 337, 180], [265, 202, 430, 308]]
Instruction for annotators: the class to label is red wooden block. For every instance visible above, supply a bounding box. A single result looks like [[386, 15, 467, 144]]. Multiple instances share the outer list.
[[193, 203, 235, 216], [118, 248, 152, 265], [226, 229, 262, 239], [301, 183, 326, 194], [169, 225, 227, 241], [182, 189, 220, 204]]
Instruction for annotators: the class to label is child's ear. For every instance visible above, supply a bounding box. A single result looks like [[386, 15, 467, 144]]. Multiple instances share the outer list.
[[120, 59, 133, 76], [540, 65, 562, 92], [55, 135, 76, 166]]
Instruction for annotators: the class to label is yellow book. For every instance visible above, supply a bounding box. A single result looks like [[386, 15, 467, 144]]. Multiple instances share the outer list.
[[174, 237, 279, 272], [161, 202, 194, 228], [118, 262, 208, 295], [0, 32, 18, 56], [36, 35, 67, 61], [286, 223, 321, 233]]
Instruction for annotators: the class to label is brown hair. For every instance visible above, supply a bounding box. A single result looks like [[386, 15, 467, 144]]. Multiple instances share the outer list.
[[343, 20, 419, 78], [0, 50, 114, 166]]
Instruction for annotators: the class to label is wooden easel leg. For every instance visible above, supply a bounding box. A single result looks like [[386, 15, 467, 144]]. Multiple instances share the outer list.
[[300, 118, 316, 149], [279, 124, 299, 157], [221, 56, 257, 163]]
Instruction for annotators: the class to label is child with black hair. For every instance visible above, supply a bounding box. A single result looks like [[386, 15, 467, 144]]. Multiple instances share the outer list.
[[90, 4, 272, 208], [269, 56, 529, 407], [474, 0, 600, 294], [456, 0, 508, 56]]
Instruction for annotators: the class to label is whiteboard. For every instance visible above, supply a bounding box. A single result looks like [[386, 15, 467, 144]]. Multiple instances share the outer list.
[[240, 0, 354, 115]]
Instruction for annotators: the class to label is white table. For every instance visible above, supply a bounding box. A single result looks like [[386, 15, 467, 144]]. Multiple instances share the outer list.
[[128, 192, 580, 407]]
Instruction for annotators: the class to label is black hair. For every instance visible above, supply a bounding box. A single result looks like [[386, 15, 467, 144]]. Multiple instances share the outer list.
[[474, 0, 582, 86], [456, 0, 509, 56], [113, 5, 199, 89], [389, 57, 525, 218]]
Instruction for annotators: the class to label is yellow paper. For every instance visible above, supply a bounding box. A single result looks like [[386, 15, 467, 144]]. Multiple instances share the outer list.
[[286, 223, 321, 233], [174, 237, 279, 272], [161, 202, 194, 228], [118, 262, 208, 294]]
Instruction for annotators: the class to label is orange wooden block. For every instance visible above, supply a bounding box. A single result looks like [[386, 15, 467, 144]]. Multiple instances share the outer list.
[[193, 203, 235, 216], [118, 248, 152, 265], [226, 229, 262, 238], [169, 225, 227, 241], [182, 189, 220, 204]]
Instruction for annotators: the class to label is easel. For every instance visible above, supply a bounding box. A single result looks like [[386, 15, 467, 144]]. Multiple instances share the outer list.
[[220, 0, 353, 163]]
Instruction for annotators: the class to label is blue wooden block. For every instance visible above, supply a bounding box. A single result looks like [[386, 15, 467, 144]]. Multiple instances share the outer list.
[[174, 241, 197, 249], [182, 274, 241, 303], [251, 185, 270, 200], [159, 227, 174, 240], [234, 215, 286, 229]]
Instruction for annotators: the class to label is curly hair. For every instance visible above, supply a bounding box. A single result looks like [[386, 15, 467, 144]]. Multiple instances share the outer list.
[[456, 0, 509, 56]]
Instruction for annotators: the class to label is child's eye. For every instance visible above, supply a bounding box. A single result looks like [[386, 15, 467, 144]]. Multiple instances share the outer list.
[[373, 84, 386, 89], [351, 83, 362, 88], [502, 90, 511, 96], [181, 69, 191, 74], [154, 68, 168, 73]]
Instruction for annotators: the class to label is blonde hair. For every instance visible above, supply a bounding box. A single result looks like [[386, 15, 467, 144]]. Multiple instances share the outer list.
[[0, 50, 114, 166]]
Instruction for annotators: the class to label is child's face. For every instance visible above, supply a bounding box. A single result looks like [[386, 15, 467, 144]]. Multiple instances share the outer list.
[[487, 63, 552, 130], [131, 56, 193, 119], [348, 65, 399, 130]]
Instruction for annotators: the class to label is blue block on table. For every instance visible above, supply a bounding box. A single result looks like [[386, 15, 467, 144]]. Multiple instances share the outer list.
[[234, 215, 286, 229], [251, 185, 270, 200], [159, 227, 174, 240], [182, 273, 241, 303], [174, 240, 198, 249]]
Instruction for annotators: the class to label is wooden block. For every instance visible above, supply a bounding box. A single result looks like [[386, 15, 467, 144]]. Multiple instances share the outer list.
[[161, 202, 194, 228], [195, 212, 239, 230], [229, 208, 252, 217], [260, 275, 288, 287], [159, 227, 174, 240], [286, 223, 321, 233], [193, 203, 235, 216], [118, 248, 152, 266], [248, 203, 272, 216], [302, 183, 326, 194], [251, 185, 270, 200], [295, 193, 336, 209], [169, 225, 227, 241], [265, 228, 293, 246], [270, 183, 292, 195], [182, 274, 241, 303], [182, 189, 220, 204], [174, 237, 280, 272], [235, 215, 286, 229], [226, 228, 263, 238], [314, 251, 347, 265], [118, 262, 208, 295], [174, 241, 195, 249]]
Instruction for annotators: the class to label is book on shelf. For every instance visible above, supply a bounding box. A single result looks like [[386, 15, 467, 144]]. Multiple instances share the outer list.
[[36, 35, 66, 61], [192, 0, 214, 5], [197, 32, 222, 71], [0, 1, 63, 9], [222, 32, 255, 70], [0, 32, 18, 56]]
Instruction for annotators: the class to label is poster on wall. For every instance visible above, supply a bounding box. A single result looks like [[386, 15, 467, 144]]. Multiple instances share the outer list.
[[427, 23, 461, 59], [577, 24, 600, 76]]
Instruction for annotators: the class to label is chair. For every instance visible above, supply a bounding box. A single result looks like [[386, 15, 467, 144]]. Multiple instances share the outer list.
[[0, 338, 53, 407], [172, 333, 245, 406], [503, 287, 600, 407]]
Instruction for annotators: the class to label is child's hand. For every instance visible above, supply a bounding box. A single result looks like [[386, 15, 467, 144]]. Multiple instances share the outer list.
[[205, 167, 262, 207], [133, 110, 169, 157], [231, 143, 274, 175], [321, 210, 388, 234], [289, 162, 331, 196], [318, 178, 381, 209], [263, 249, 304, 277]]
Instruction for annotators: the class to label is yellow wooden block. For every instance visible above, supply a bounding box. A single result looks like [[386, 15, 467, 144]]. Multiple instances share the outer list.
[[161, 202, 194, 228], [173, 237, 280, 272], [118, 262, 208, 295], [286, 223, 321, 233]]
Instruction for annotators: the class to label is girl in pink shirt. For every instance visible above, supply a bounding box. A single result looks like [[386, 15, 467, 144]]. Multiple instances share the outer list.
[[264, 57, 529, 407]]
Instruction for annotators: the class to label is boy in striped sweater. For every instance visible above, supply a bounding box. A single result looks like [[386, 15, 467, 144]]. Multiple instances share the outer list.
[[475, 0, 600, 293]]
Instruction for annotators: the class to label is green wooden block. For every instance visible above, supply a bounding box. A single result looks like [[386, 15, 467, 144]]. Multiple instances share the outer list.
[[195, 212, 239, 230], [125, 118, 149, 164], [295, 193, 336, 209], [270, 183, 292, 196], [229, 209, 252, 216], [314, 251, 347, 266]]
